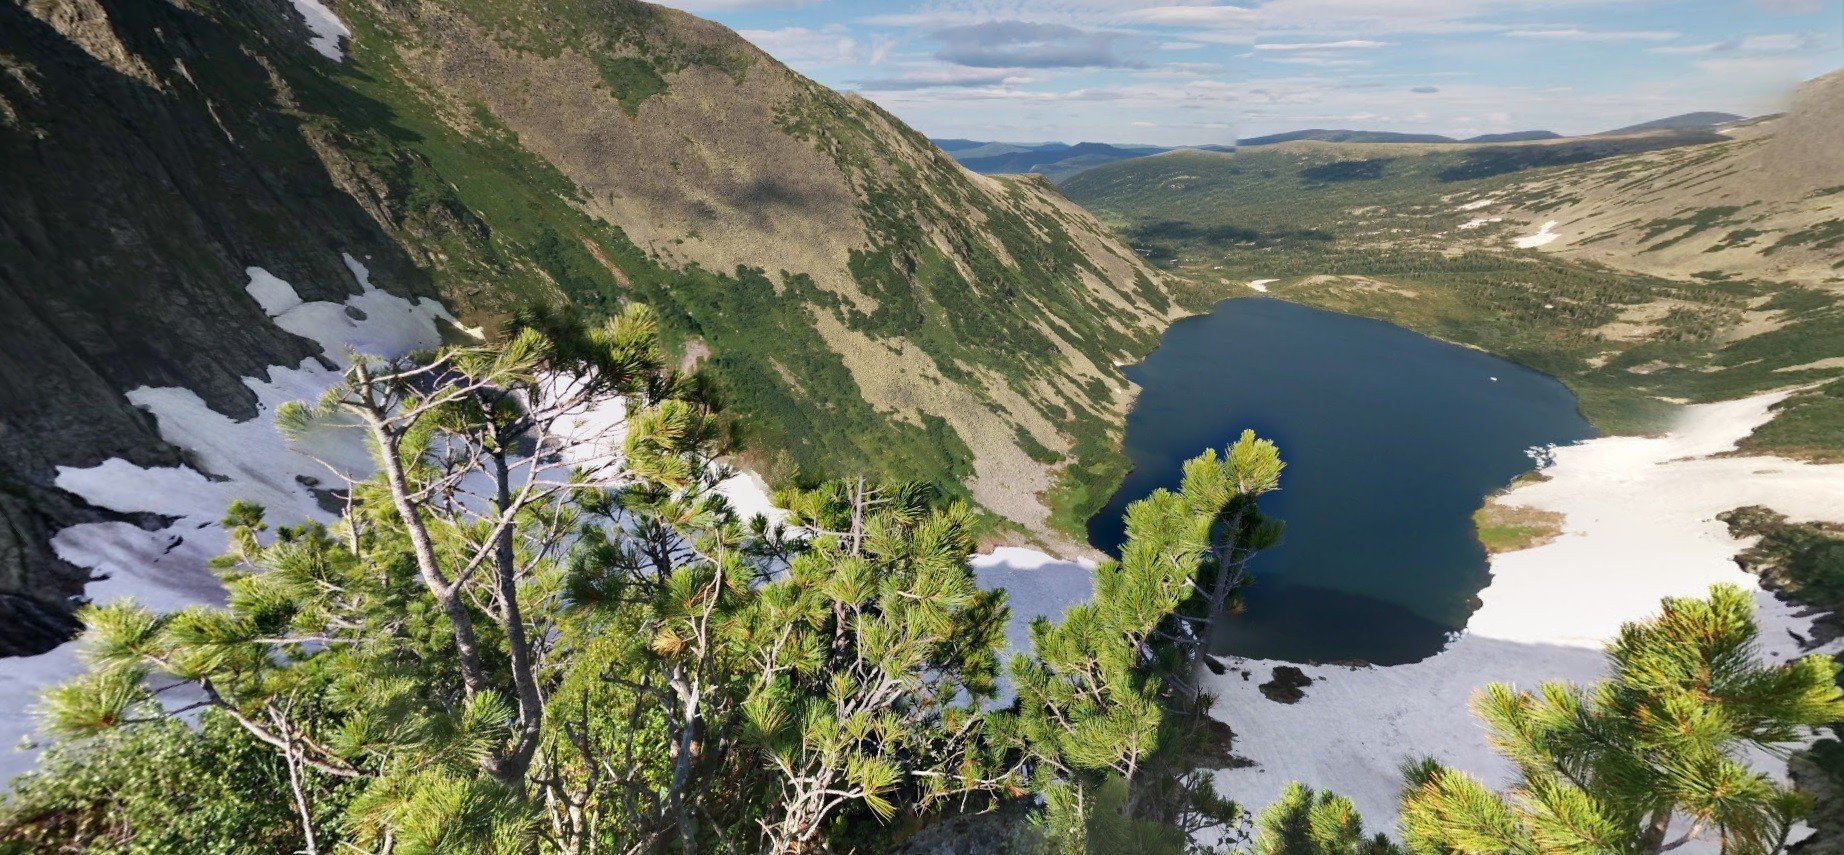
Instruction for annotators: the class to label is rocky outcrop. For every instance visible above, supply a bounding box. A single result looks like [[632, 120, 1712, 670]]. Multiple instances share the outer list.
[[0, 0, 430, 653]]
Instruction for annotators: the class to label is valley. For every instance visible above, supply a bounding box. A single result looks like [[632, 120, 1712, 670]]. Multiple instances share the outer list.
[[2, 0, 1842, 851], [1062, 82, 1844, 459]]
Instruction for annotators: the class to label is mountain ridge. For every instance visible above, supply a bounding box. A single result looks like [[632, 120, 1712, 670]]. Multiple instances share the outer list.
[[0, 0, 1173, 652]]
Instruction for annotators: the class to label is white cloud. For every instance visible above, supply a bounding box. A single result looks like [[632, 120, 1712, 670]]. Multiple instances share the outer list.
[[1650, 33, 1821, 56], [1253, 39, 1388, 51], [740, 24, 875, 67], [1264, 56, 1374, 67], [670, 0, 820, 9], [1507, 28, 1682, 42], [1125, 5, 1256, 26]]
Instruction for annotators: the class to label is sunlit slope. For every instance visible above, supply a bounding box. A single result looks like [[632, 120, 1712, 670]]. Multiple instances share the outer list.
[[0, 0, 1173, 649]]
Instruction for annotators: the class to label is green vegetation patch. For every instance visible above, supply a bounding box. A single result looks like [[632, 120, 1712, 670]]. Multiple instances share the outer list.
[[1473, 500, 1565, 554], [592, 55, 667, 115]]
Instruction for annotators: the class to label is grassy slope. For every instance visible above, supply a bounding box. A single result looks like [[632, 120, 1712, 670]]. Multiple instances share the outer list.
[[1061, 137, 1844, 453], [220, 0, 1171, 544]]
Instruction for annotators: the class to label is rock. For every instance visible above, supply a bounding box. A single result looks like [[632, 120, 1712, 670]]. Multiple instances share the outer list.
[[1258, 665, 1314, 704]]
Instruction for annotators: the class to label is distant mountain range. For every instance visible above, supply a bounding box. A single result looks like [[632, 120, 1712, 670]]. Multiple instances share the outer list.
[[930, 139, 1184, 182], [934, 111, 1744, 182], [1595, 111, 1744, 135]]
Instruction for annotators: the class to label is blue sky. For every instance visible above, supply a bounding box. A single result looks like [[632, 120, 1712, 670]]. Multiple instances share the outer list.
[[662, 0, 1844, 144]]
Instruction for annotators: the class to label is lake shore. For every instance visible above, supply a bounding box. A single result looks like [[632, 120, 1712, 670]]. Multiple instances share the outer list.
[[1200, 388, 1844, 847]]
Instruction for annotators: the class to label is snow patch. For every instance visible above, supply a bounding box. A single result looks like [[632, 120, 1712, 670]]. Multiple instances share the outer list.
[[1457, 216, 1502, 231], [1454, 198, 1498, 212], [970, 547, 1097, 663], [1201, 390, 1844, 848], [1515, 220, 1561, 248], [1247, 279, 1278, 293], [287, 0, 350, 61], [1, 263, 451, 782]]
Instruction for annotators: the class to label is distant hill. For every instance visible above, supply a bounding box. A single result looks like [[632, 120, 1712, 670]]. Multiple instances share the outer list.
[[1464, 131, 1561, 143], [1238, 129, 1457, 146], [944, 140, 1175, 182], [929, 138, 987, 154], [1598, 111, 1744, 135]]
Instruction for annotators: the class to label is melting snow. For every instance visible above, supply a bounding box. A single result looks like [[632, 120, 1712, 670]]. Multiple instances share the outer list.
[[1200, 390, 1844, 848], [2, 262, 451, 780], [1515, 220, 1561, 248], [1454, 199, 1498, 212], [1247, 279, 1278, 293], [287, 0, 350, 61]]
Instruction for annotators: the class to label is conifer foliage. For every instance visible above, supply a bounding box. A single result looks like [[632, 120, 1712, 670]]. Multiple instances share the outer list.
[[1399, 584, 1844, 854], [1005, 431, 1285, 848], [17, 314, 1032, 854]]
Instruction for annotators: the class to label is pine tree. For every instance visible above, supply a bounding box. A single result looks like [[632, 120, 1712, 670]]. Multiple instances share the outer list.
[[1254, 783, 1402, 855], [1005, 430, 1284, 847], [738, 479, 1015, 853], [1399, 584, 1844, 854], [40, 307, 703, 853]]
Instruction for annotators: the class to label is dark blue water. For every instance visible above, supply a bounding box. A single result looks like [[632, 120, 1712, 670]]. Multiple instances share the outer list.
[[1088, 298, 1594, 665]]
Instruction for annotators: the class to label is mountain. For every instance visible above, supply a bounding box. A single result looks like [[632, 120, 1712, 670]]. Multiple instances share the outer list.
[[0, 0, 1173, 653], [942, 140, 1175, 182], [1238, 129, 1457, 146], [929, 138, 990, 154], [1463, 130, 1561, 143], [1598, 111, 1744, 135], [1493, 79, 1840, 287]]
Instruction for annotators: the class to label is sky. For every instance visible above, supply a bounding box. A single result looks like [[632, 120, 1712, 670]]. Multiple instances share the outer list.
[[660, 0, 1844, 145]]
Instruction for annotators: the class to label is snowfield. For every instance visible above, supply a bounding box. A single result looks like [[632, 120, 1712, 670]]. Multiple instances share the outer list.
[[2, 261, 453, 780], [1202, 389, 1844, 848], [1515, 220, 1562, 248], [286, 0, 350, 61]]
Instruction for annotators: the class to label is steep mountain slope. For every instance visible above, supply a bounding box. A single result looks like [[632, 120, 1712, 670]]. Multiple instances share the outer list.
[[0, 0, 1172, 652], [1062, 75, 1844, 458]]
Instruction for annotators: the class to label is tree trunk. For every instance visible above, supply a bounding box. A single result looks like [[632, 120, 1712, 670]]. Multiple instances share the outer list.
[[1640, 810, 1673, 854], [490, 448, 545, 787], [374, 425, 490, 699]]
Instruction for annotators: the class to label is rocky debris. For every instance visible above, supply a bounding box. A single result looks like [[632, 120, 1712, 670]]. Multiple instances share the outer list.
[[1258, 665, 1314, 704]]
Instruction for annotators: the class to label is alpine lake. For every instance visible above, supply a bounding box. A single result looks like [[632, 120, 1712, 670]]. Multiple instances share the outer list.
[[1088, 297, 1596, 665]]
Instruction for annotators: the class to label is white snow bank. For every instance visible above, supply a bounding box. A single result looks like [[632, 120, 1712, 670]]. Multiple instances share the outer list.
[[1202, 390, 1844, 848], [1515, 220, 1561, 248], [3, 260, 788, 784], [1248, 279, 1278, 293], [2, 263, 452, 781], [971, 547, 1097, 663], [287, 0, 350, 61], [1454, 199, 1498, 212], [1457, 216, 1502, 231]]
